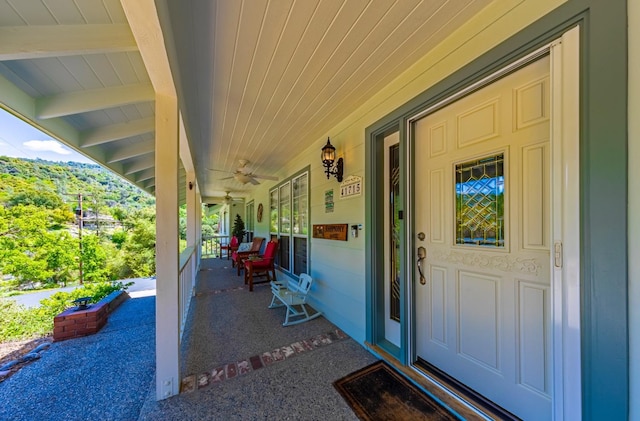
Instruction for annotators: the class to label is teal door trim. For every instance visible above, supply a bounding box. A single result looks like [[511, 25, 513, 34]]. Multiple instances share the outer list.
[[365, 121, 405, 362]]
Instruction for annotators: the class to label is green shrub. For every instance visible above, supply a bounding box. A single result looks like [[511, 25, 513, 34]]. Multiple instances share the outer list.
[[0, 281, 131, 342], [0, 301, 50, 342]]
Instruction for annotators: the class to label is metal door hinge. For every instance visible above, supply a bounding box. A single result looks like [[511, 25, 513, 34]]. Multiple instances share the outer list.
[[554, 241, 563, 268]]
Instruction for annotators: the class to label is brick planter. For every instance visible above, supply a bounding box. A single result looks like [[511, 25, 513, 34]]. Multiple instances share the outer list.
[[53, 290, 129, 342]]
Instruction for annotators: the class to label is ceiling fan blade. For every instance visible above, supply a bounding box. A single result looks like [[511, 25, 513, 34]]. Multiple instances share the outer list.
[[218, 176, 234, 180], [251, 173, 279, 181], [249, 177, 261, 185], [208, 168, 234, 174]]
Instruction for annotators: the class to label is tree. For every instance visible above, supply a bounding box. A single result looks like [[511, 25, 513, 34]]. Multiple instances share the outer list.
[[81, 234, 108, 282], [202, 212, 219, 238], [232, 214, 245, 242], [110, 229, 127, 249], [0, 205, 76, 287], [7, 190, 63, 209], [121, 216, 156, 277], [45, 230, 78, 285]]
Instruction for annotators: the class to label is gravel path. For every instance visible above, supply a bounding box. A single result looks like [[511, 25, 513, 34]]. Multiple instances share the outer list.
[[0, 295, 155, 421]]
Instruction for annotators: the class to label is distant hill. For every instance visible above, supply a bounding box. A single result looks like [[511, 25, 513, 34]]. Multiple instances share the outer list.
[[0, 156, 154, 210]]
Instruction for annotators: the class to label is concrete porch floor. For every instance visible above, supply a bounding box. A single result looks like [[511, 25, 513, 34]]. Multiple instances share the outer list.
[[0, 257, 377, 420]]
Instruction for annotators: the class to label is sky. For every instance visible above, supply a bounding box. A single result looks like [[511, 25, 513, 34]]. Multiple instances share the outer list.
[[0, 108, 94, 164]]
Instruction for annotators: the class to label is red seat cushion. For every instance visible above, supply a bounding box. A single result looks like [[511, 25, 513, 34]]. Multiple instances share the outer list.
[[247, 259, 270, 269]]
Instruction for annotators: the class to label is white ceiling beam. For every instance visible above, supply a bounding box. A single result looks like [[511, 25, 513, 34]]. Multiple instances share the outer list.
[[144, 179, 156, 189], [0, 74, 151, 185], [179, 112, 194, 173], [107, 139, 155, 163], [80, 117, 155, 147], [0, 76, 155, 198], [0, 24, 137, 61], [201, 196, 226, 204], [121, 0, 176, 97], [0, 73, 97, 159], [124, 155, 155, 175], [135, 168, 155, 182], [36, 84, 154, 119]]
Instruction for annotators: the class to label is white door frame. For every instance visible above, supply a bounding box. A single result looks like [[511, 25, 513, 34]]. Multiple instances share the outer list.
[[405, 26, 582, 420], [550, 26, 581, 421]]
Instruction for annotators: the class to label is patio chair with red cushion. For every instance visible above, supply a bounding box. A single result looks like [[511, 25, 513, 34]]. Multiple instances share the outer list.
[[243, 240, 278, 291], [219, 236, 238, 260], [232, 237, 265, 275]]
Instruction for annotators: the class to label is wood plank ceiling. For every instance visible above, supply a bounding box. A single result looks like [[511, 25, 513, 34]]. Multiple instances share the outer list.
[[0, 0, 491, 203]]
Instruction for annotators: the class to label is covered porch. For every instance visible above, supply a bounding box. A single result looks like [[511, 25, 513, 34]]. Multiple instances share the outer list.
[[142, 257, 378, 420], [0, 0, 635, 419]]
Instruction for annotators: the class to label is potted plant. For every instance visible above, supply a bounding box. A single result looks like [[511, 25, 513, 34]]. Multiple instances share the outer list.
[[231, 214, 246, 243]]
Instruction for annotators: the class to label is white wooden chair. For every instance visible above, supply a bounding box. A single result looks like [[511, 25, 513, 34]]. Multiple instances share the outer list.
[[268, 273, 322, 326]]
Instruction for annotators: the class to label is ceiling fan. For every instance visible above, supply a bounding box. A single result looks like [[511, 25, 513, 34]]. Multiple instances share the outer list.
[[222, 191, 243, 205], [210, 159, 278, 185]]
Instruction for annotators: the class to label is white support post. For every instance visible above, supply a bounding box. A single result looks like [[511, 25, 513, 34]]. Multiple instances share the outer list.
[[196, 193, 202, 267], [155, 93, 180, 400]]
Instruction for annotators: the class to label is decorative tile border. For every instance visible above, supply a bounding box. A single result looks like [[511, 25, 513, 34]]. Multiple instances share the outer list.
[[194, 281, 272, 297], [180, 329, 349, 394], [194, 285, 248, 297]]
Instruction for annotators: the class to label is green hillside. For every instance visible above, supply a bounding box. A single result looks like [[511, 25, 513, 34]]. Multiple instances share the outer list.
[[0, 156, 155, 210]]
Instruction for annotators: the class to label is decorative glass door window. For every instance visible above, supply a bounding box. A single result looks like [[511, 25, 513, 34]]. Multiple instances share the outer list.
[[455, 153, 505, 247], [389, 144, 401, 322]]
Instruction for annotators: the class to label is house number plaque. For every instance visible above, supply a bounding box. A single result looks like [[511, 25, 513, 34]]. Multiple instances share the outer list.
[[340, 175, 362, 199]]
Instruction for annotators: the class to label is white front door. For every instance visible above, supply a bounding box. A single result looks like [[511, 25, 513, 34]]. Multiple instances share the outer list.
[[413, 56, 552, 420]]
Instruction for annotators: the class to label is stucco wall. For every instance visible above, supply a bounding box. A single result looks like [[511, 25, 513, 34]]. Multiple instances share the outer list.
[[249, 0, 567, 342], [629, 0, 639, 418]]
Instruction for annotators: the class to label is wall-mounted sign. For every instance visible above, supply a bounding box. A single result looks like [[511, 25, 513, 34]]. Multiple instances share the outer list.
[[325, 189, 334, 213], [312, 224, 348, 241], [340, 175, 362, 199]]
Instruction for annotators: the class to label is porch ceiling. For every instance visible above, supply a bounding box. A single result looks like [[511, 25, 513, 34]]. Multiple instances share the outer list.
[[0, 0, 491, 203]]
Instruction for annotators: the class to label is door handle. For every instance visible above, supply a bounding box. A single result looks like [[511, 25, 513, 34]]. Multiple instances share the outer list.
[[417, 246, 427, 285]]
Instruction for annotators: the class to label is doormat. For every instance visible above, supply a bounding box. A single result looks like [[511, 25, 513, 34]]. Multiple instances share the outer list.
[[333, 361, 458, 421]]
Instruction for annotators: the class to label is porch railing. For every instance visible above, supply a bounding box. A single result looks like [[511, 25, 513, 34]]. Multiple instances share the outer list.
[[201, 237, 219, 258], [178, 245, 197, 340], [201, 235, 229, 258]]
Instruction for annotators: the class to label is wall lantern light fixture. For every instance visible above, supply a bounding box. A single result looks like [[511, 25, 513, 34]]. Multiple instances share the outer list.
[[321, 137, 344, 182]]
